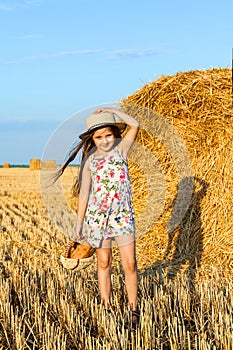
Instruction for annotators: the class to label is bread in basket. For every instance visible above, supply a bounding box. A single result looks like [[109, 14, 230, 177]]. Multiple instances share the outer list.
[[60, 241, 95, 271]]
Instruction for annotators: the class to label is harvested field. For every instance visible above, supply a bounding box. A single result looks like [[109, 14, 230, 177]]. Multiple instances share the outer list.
[[0, 168, 232, 349], [0, 67, 232, 349]]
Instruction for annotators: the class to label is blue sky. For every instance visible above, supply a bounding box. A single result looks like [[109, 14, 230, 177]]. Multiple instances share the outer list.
[[0, 0, 232, 164]]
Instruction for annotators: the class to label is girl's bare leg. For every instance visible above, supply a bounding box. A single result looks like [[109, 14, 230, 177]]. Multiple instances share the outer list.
[[96, 246, 112, 309], [117, 238, 138, 311]]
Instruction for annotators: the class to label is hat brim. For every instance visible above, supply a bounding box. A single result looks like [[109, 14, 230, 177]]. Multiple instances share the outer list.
[[79, 122, 126, 140]]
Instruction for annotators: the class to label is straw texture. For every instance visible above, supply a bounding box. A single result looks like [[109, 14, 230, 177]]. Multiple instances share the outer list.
[[120, 67, 233, 271]]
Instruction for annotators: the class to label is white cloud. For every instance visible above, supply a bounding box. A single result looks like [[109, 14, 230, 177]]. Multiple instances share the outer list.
[[23, 0, 42, 6], [3, 47, 161, 65], [52, 49, 101, 58], [0, 3, 14, 10], [0, 0, 42, 11], [107, 48, 160, 60], [18, 34, 42, 39], [4, 49, 101, 64], [0, 119, 59, 132]]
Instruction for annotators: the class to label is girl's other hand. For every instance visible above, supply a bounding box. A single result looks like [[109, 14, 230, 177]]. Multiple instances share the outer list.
[[71, 220, 83, 242], [71, 232, 83, 242]]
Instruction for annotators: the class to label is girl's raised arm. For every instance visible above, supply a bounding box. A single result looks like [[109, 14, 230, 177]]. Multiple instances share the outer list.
[[94, 107, 140, 157]]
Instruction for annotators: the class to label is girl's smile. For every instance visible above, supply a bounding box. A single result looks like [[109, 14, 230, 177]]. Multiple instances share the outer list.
[[93, 127, 115, 154]]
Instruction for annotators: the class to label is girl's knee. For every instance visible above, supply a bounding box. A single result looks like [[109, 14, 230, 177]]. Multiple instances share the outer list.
[[97, 254, 112, 269], [122, 258, 137, 274]]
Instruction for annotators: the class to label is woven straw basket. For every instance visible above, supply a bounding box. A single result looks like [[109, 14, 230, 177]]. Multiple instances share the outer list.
[[60, 241, 96, 271]]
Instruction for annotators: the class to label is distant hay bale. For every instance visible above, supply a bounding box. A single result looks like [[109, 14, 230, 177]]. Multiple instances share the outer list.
[[122, 67, 233, 271], [41, 160, 56, 169], [30, 158, 41, 170], [3, 163, 10, 168]]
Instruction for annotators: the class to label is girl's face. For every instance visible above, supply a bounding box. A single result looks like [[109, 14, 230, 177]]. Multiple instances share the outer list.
[[92, 127, 115, 153]]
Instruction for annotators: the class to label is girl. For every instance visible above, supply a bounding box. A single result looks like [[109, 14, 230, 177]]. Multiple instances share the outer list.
[[57, 107, 140, 329]]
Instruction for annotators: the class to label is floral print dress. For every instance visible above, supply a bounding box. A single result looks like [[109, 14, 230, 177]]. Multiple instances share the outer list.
[[82, 147, 135, 248]]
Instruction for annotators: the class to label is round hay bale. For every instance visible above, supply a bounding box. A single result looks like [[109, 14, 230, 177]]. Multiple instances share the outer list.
[[3, 163, 10, 168], [30, 158, 41, 170], [46, 160, 56, 168], [41, 160, 56, 169], [122, 67, 233, 271]]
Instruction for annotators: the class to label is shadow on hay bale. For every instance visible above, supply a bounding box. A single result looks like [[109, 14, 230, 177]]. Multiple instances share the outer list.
[[122, 67, 233, 272]]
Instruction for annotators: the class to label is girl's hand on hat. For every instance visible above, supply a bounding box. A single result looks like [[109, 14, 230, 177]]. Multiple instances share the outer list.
[[94, 107, 116, 115]]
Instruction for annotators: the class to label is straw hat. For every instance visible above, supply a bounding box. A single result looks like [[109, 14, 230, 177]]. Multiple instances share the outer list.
[[60, 241, 96, 271], [79, 112, 126, 139]]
